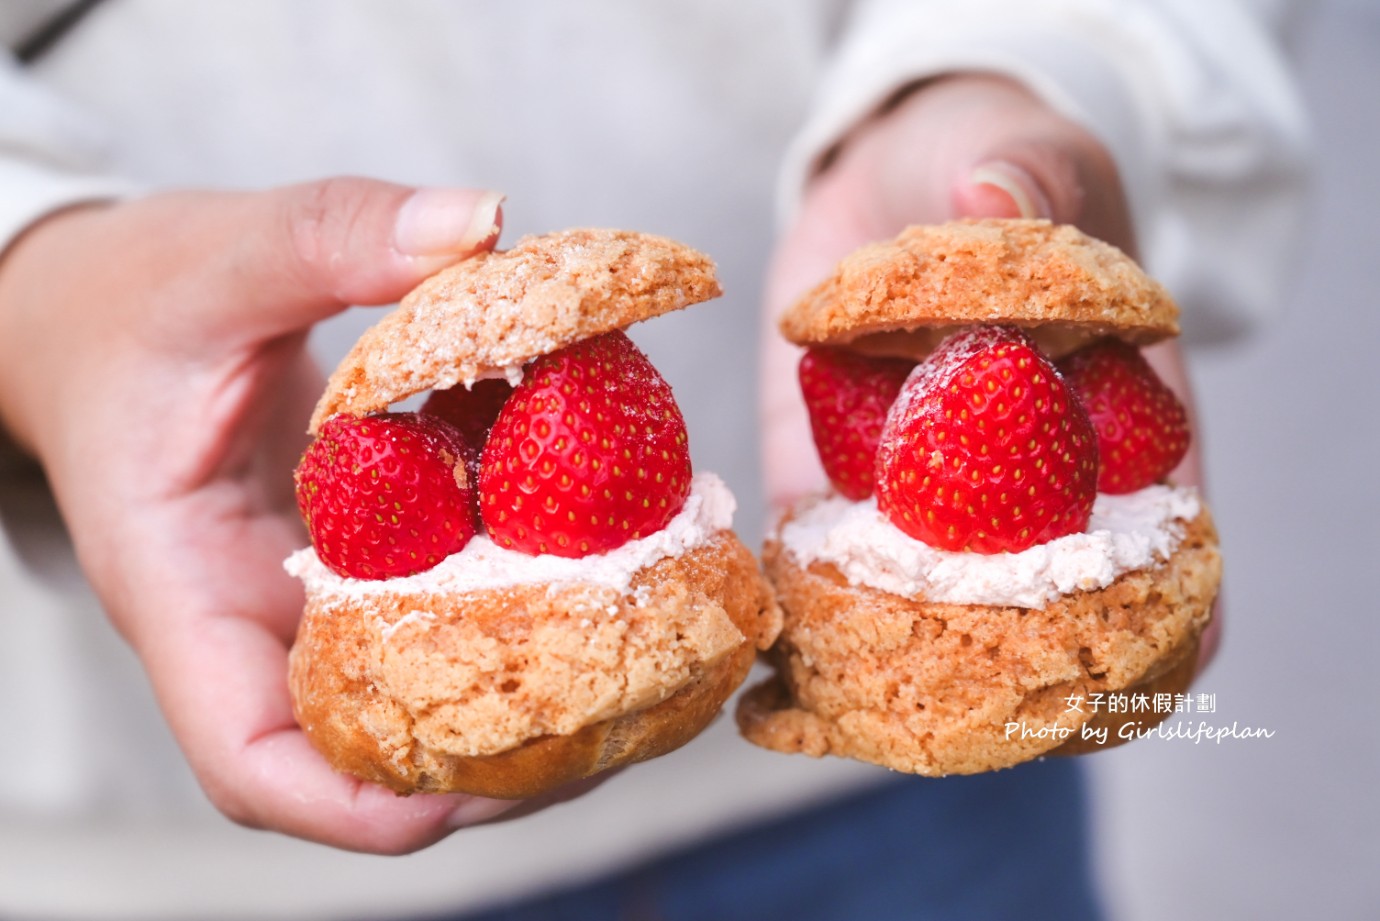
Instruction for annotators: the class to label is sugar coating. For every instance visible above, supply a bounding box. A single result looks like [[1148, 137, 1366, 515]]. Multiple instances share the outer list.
[[286, 472, 735, 603], [742, 217, 1216, 778], [778, 485, 1201, 609], [289, 524, 781, 795], [309, 228, 720, 432], [739, 507, 1220, 776], [780, 219, 1180, 360], [879, 325, 1041, 447]]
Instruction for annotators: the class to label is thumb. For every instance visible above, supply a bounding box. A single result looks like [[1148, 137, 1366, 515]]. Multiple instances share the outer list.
[[852, 74, 1135, 256], [950, 140, 1136, 257], [196, 178, 504, 339]]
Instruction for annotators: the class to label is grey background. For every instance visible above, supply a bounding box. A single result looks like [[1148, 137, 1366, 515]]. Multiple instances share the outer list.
[[1090, 3, 1380, 918]]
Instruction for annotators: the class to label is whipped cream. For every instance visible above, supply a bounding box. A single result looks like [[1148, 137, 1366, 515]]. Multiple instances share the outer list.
[[285, 472, 735, 600], [469, 363, 526, 387], [778, 485, 1200, 609]]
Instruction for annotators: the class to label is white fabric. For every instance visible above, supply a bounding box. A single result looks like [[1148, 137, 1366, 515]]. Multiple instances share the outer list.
[[780, 0, 1311, 339], [0, 51, 132, 252], [0, 1, 1309, 917]]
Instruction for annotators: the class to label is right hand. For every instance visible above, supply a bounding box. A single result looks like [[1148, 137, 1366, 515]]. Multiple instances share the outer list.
[[758, 74, 1218, 668], [0, 177, 581, 852], [761, 74, 1140, 509]]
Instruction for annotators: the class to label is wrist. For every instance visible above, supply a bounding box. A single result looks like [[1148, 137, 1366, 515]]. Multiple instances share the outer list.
[[0, 202, 112, 461]]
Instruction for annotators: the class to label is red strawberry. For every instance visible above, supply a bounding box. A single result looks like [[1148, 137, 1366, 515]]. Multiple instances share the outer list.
[[799, 347, 916, 501], [295, 412, 478, 580], [479, 330, 692, 557], [421, 378, 514, 455], [1058, 338, 1190, 494], [876, 326, 1098, 554]]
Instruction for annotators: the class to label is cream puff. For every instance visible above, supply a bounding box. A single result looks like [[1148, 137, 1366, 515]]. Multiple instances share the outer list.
[[738, 219, 1220, 775], [287, 229, 779, 798]]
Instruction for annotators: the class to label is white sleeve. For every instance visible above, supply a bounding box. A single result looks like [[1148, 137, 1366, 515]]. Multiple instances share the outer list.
[[0, 37, 131, 256], [781, 0, 1312, 336], [0, 6, 132, 457]]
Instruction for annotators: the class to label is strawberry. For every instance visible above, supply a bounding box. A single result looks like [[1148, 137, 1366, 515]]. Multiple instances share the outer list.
[[875, 326, 1098, 554], [479, 330, 692, 557], [799, 347, 916, 501], [1058, 338, 1190, 494], [295, 412, 478, 580], [421, 378, 514, 456]]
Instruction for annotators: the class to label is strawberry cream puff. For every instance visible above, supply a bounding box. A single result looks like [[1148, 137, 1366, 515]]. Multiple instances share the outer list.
[[738, 219, 1221, 775], [287, 229, 779, 798]]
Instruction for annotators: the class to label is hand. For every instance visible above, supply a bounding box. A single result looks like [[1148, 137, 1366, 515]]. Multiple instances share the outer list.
[[0, 178, 552, 852], [759, 74, 1218, 665]]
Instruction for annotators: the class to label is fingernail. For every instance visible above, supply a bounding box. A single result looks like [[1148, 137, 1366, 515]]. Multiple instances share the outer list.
[[968, 162, 1052, 219], [394, 188, 505, 259]]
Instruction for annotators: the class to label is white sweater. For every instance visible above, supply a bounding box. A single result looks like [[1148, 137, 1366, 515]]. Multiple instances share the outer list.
[[0, 2, 1308, 918]]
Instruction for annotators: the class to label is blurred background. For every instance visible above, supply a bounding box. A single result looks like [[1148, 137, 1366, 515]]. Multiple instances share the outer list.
[[1091, 2, 1380, 917]]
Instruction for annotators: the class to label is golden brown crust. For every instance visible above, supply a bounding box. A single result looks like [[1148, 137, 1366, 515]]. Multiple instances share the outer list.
[[309, 228, 721, 433], [289, 531, 780, 797], [779, 219, 1179, 360], [1049, 633, 1198, 757], [736, 506, 1220, 776]]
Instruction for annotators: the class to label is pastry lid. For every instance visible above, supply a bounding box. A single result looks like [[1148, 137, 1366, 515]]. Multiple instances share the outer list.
[[310, 228, 720, 433], [779, 219, 1178, 360]]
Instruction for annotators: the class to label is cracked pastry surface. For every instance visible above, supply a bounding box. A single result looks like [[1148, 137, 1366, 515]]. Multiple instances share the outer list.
[[289, 228, 771, 797], [311, 228, 720, 432], [292, 531, 780, 797], [737, 509, 1218, 776], [780, 219, 1179, 360], [740, 217, 1219, 776]]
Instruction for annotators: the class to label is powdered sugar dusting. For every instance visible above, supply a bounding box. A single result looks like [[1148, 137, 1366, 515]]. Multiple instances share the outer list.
[[310, 229, 721, 431], [456, 363, 528, 389], [379, 609, 435, 641], [286, 472, 735, 601], [884, 327, 987, 438], [779, 485, 1200, 608], [884, 325, 1052, 434]]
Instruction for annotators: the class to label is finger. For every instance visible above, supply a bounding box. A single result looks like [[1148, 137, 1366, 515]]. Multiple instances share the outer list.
[[851, 76, 1134, 253], [950, 139, 1135, 256], [123, 489, 551, 851], [156, 610, 517, 853], [761, 327, 825, 510], [152, 179, 504, 344], [1142, 340, 1221, 674], [956, 161, 1052, 220], [762, 75, 1140, 509], [758, 181, 866, 509], [119, 498, 521, 852], [1140, 342, 1203, 490]]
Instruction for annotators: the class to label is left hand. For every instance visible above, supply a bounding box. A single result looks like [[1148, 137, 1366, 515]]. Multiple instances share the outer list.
[[0, 178, 545, 852]]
